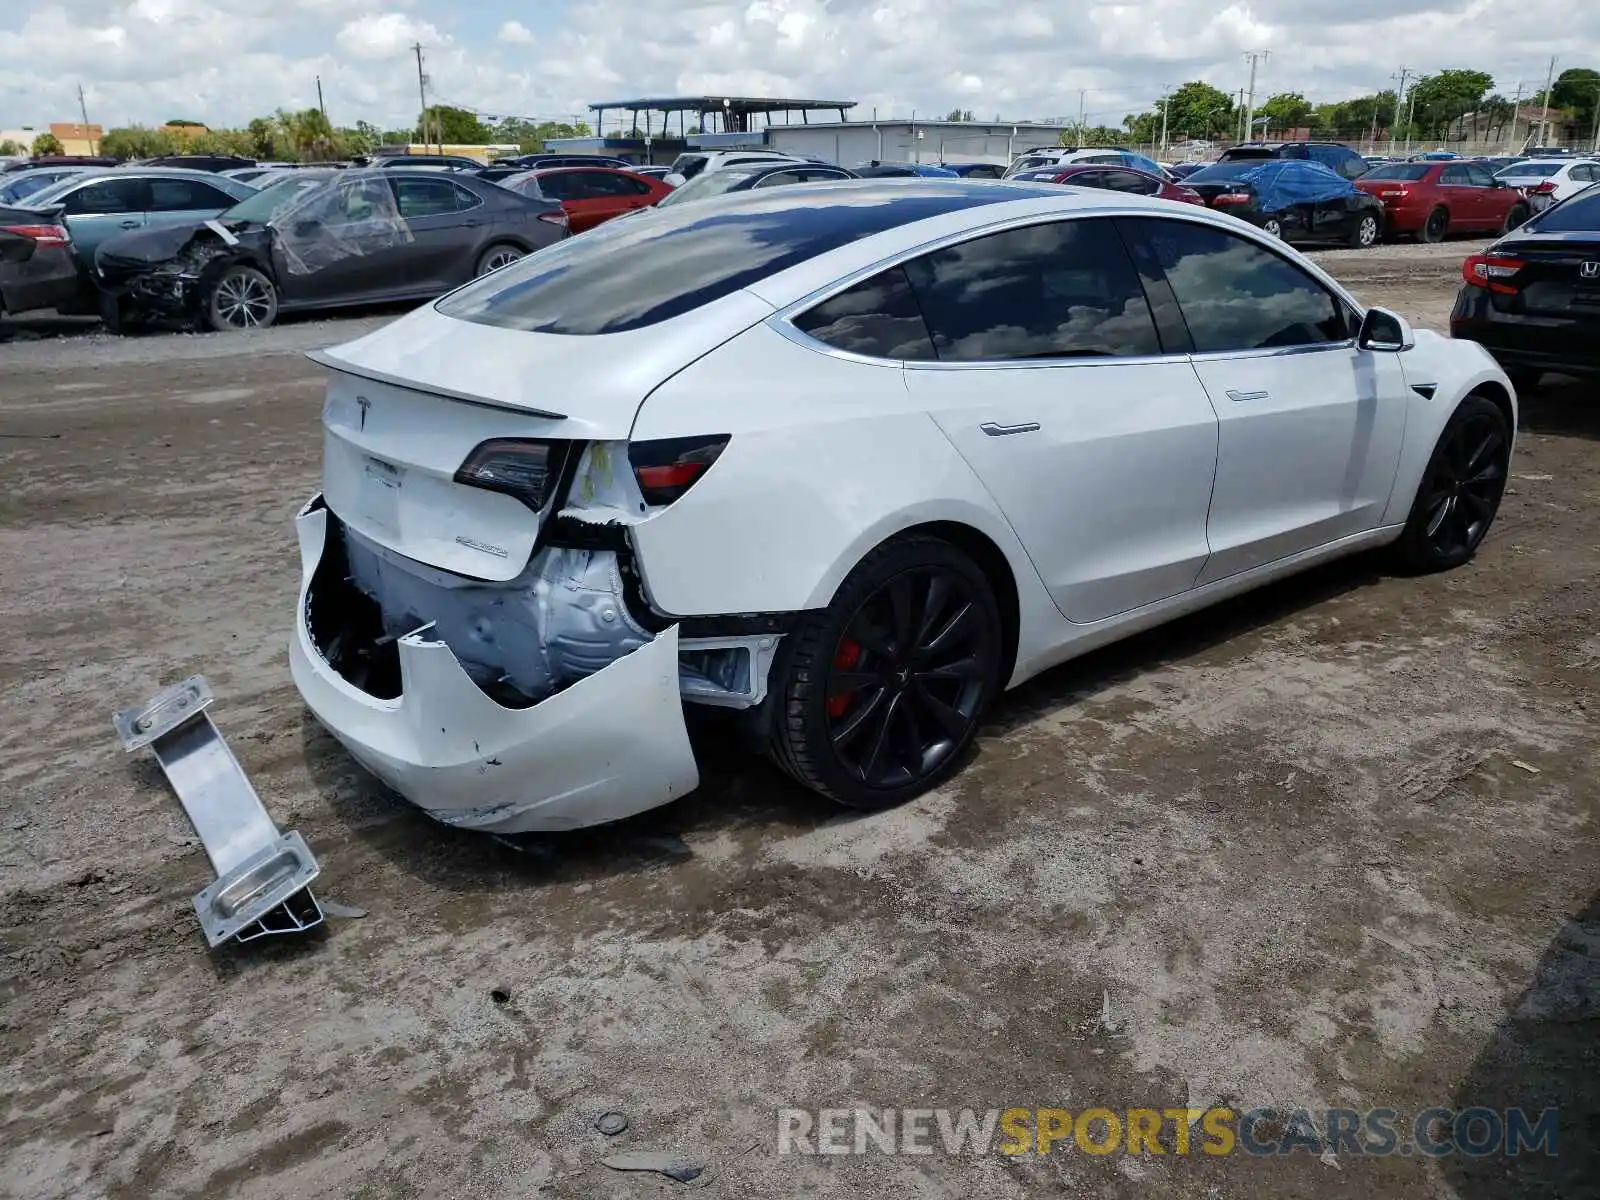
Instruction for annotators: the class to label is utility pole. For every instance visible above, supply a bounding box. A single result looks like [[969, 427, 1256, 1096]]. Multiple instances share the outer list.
[[1404, 81, 1419, 155], [1388, 67, 1409, 157], [1537, 55, 1557, 146], [1242, 50, 1268, 143], [1077, 89, 1087, 143], [316, 74, 328, 128], [76, 82, 95, 153], [412, 42, 428, 151], [1504, 81, 1523, 155], [1236, 88, 1245, 141], [1159, 93, 1169, 158]]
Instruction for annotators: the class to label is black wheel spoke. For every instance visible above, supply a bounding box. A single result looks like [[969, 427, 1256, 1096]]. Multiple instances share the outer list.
[[1425, 494, 1453, 539], [919, 601, 977, 662], [1463, 431, 1499, 477], [918, 654, 982, 683], [1460, 488, 1493, 521], [886, 574, 916, 653], [829, 670, 878, 694], [914, 574, 953, 645], [832, 687, 886, 748], [858, 692, 902, 781], [848, 617, 895, 660], [913, 679, 971, 740], [892, 697, 925, 773]]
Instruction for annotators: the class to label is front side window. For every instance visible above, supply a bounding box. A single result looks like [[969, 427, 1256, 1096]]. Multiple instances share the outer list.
[[1465, 163, 1497, 188], [1103, 170, 1160, 195], [147, 179, 238, 211], [62, 178, 147, 215], [900, 218, 1162, 361], [1440, 165, 1470, 185], [1125, 217, 1349, 353], [792, 266, 935, 359]]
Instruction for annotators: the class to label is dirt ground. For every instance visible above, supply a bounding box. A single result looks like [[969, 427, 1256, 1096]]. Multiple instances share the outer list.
[[2, 240, 1596, 1199]]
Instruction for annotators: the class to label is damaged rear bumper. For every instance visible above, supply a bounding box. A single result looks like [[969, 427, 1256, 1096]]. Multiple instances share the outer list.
[[289, 499, 699, 833]]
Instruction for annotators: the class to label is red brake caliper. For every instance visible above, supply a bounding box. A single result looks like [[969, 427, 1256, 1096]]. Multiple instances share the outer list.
[[827, 638, 863, 718]]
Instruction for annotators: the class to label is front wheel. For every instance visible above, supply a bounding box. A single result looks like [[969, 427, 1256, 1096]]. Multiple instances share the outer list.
[[1348, 212, 1380, 248], [1260, 217, 1284, 239], [1392, 395, 1510, 573], [204, 265, 277, 331], [765, 535, 1003, 809]]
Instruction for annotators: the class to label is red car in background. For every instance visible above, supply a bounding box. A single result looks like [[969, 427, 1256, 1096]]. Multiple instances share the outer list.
[[1353, 160, 1530, 242], [1008, 163, 1205, 205], [497, 166, 671, 233]]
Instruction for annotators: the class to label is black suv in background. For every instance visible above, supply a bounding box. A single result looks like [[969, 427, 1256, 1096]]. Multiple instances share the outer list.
[[1219, 142, 1371, 180]]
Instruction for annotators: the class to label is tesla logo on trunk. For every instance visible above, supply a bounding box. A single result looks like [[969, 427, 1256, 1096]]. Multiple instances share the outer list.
[[356, 395, 371, 430], [1581, 262, 1600, 280]]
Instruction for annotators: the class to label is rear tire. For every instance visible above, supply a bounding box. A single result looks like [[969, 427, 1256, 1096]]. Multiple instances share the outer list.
[[1501, 203, 1530, 234], [204, 265, 277, 331], [1392, 394, 1510, 573], [1419, 207, 1449, 244], [765, 535, 1003, 810], [1348, 212, 1380, 248], [1260, 217, 1284, 239], [475, 243, 525, 276]]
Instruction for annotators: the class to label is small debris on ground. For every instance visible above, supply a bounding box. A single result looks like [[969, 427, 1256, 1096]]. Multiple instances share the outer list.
[[601, 1152, 704, 1183], [1510, 759, 1541, 775], [321, 900, 368, 919], [1515, 473, 1553, 482], [595, 1111, 629, 1136], [490, 988, 511, 1005]]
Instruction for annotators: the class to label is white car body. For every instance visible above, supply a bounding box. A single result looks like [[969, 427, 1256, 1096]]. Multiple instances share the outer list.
[[662, 150, 806, 188], [1495, 158, 1600, 209], [291, 180, 1516, 833], [1004, 148, 1170, 180]]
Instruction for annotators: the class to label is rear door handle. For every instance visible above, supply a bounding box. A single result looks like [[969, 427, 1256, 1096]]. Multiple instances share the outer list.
[[1225, 389, 1270, 403], [980, 421, 1040, 436]]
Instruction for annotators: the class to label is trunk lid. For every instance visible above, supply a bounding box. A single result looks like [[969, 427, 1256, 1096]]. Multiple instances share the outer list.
[[1492, 231, 1600, 319], [313, 290, 774, 580]]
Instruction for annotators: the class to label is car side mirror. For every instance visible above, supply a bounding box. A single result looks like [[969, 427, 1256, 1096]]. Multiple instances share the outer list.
[[1358, 306, 1414, 352]]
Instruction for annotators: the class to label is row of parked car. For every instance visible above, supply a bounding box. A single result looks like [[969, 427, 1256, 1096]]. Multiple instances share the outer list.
[[2, 140, 1596, 335]]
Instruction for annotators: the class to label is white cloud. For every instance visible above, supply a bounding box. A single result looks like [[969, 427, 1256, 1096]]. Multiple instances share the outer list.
[[335, 12, 443, 60], [0, 0, 1595, 134]]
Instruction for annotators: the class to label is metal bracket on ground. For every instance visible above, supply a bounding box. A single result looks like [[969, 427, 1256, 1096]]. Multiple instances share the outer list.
[[114, 675, 324, 948]]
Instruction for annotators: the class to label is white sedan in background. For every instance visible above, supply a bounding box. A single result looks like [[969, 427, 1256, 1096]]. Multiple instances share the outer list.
[[294, 180, 1516, 833], [1495, 158, 1600, 210]]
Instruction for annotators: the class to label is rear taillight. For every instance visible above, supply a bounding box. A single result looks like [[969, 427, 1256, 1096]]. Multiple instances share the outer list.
[[454, 439, 568, 511], [1176, 187, 1204, 205], [1461, 253, 1525, 294], [537, 211, 568, 227], [1213, 192, 1251, 206], [1378, 187, 1409, 199], [1530, 181, 1557, 195], [1, 223, 69, 247], [628, 435, 729, 506]]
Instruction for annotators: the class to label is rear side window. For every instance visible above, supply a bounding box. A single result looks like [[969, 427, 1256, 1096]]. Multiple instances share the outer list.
[[148, 178, 237, 211], [393, 177, 471, 217], [1103, 170, 1160, 195], [792, 266, 935, 359], [1125, 217, 1349, 352], [901, 218, 1162, 360], [439, 185, 1017, 335]]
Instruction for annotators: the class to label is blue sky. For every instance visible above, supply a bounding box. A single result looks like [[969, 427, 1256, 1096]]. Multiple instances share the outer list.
[[0, 0, 1593, 134]]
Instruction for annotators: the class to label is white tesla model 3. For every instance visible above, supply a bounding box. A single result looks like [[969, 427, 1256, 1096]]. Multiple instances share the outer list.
[[291, 180, 1515, 833]]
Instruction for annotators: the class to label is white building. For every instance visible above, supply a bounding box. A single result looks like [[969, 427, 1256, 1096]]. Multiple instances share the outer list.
[[763, 120, 1079, 168]]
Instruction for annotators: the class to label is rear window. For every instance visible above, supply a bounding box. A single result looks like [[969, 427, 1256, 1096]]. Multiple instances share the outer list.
[[438, 182, 1036, 335], [669, 154, 708, 180], [1184, 161, 1264, 184], [1499, 163, 1560, 178], [1220, 148, 1276, 161], [1361, 164, 1431, 181], [1522, 185, 1600, 231]]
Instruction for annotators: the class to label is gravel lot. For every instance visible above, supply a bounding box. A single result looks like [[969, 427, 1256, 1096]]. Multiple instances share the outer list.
[[3, 240, 1596, 1199]]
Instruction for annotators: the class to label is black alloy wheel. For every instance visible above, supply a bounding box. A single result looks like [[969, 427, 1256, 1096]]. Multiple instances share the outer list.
[[1395, 395, 1510, 572], [766, 536, 1002, 808]]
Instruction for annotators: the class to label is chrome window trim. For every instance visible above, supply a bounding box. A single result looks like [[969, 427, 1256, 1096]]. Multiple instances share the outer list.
[[767, 205, 1366, 371]]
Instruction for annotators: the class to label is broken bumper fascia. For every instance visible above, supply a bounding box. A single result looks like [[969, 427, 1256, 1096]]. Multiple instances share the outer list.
[[289, 498, 700, 833]]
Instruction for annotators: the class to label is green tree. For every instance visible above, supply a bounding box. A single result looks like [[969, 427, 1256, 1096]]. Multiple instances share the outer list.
[[943, 108, 975, 121], [1551, 68, 1600, 140], [275, 107, 338, 160], [99, 125, 178, 159], [1259, 92, 1311, 132], [490, 117, 590, 152], [418, 105, 490, 144], [1164, 81, 1235, 138], [0, 139, 19, 156], [1407, 69, 1493, 139], [31, 132, 63, 156], [164, 118, 205, 128]]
